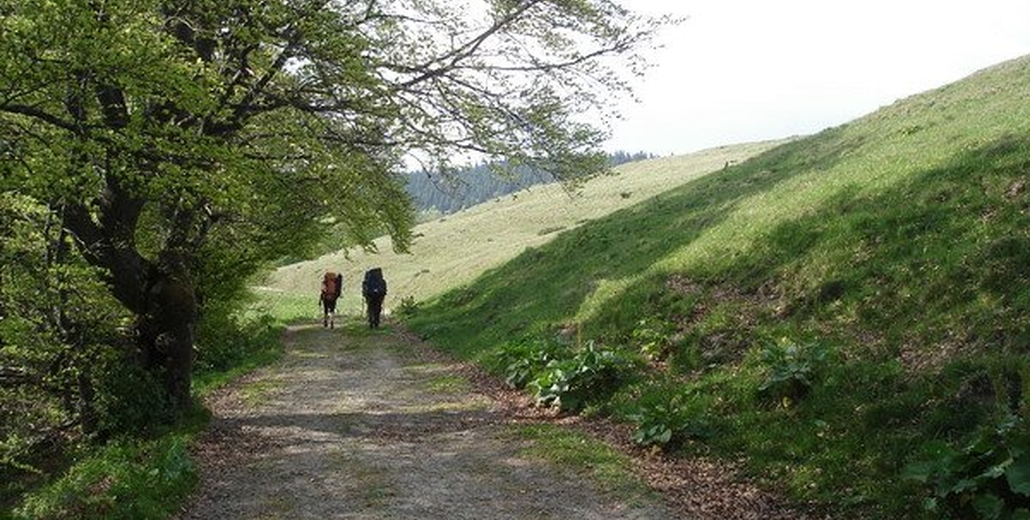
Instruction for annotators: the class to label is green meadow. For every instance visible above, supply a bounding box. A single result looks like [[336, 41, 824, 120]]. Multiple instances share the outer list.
[[269, 56, 1030, 518], [264, 139, 783, 315]]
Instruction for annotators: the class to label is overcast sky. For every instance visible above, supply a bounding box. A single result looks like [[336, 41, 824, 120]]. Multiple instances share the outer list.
[[606, 0, 1030, 155]]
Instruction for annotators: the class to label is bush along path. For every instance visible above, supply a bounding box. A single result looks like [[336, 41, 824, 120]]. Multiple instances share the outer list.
[[175, 318, 815, 519]]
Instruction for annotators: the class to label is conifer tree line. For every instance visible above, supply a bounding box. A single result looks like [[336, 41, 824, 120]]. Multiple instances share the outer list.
[[406, 151, 656, 215]]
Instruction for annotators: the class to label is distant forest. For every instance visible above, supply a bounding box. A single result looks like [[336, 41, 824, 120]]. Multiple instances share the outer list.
[[405, 151, 656, 216]]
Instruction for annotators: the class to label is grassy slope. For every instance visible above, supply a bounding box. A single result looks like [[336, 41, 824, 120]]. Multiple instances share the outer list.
[[262, 140, 783, 319], [405, 56, 1030, 517]]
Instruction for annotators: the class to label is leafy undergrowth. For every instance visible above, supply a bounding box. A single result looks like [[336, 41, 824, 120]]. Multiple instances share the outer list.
[[904, 415, 1030, 519], [9, 431, 201, 520], [405, 55, 1030, 519], [4, 306, 285, 520]]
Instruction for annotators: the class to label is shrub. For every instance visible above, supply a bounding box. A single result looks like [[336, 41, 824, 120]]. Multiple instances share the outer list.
[[396, 296, 420, 317], [494, 337, 566, 389], [630, 318, 674, 361], [904, 415, 1030, 519], [756, 338, 829, 406], [629, 389, 712, 449], [194, 312, 280, 375], [527, 342, 636, 412], [93, 350, 176, 436]]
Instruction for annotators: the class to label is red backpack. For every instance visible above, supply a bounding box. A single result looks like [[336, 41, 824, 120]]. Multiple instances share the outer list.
[[322, 271, 342, 298]]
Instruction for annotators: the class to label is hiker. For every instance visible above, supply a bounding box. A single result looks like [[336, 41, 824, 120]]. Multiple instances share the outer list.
[[319, 271, 343, 328], [362, 268, 387, 329]]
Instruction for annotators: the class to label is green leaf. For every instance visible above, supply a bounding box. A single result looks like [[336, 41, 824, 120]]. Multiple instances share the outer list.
[[922, 496, 938, 512], [901, 461, 935, 483], [971, 493, 1003, 519], [657, 428, 672, 444], [1006, 456, 1030, 497], [968, 434, 998, 457], [983, 458, 1013, 479], [951, 477, 979, 493]]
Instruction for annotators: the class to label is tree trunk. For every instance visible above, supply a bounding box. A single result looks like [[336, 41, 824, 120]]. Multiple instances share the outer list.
[[65, 189, 199, 419], [138, 261, 197, 415]]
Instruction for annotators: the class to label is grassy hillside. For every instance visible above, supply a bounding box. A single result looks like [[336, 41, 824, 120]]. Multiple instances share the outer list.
[[404, 56, 1030, 518], [261, 140, 782, 319]]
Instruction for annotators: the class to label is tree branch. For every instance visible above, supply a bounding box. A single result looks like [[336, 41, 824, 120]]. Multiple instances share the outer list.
[[397, 0, 545, 88], [63, 180, 151, 314], [0, 104, 77, 132]]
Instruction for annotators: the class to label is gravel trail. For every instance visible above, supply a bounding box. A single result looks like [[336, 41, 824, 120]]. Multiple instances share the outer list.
[[175, 319, 674, 520]]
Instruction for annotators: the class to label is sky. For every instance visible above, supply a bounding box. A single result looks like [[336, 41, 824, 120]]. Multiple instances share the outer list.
[[605, 0, 1030, 156]]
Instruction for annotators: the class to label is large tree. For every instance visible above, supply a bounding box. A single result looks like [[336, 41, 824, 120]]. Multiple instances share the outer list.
[[0, 0, 667, 416]]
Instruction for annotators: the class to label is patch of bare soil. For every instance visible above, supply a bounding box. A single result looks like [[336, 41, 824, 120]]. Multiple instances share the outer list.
[[176, 319, 821, 520]]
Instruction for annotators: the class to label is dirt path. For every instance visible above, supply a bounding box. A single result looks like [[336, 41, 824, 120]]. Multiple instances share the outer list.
[[176, 318, 817, 520], [175, 320, 673, 519]]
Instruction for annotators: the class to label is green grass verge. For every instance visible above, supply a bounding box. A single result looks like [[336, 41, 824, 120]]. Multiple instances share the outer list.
[[5, 416, 205, 520], [509, 423, 653, 501]]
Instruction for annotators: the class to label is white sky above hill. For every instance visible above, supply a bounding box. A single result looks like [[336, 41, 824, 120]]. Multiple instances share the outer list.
[[607, 0, 1030, 155]]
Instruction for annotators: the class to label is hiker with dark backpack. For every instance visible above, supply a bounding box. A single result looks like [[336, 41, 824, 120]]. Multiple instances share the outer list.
[[362, 268, 387, 329]]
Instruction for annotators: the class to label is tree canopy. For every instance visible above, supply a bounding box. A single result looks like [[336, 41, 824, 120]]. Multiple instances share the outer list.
[[0, 0, 670, 458]]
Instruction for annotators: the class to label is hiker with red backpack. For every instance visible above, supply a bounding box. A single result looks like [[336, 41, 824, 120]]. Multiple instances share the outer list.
[[319, 271, 343, 328]]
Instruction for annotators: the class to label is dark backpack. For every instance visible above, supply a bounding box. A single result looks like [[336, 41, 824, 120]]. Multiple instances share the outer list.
[[363, 268, 387, 297]]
